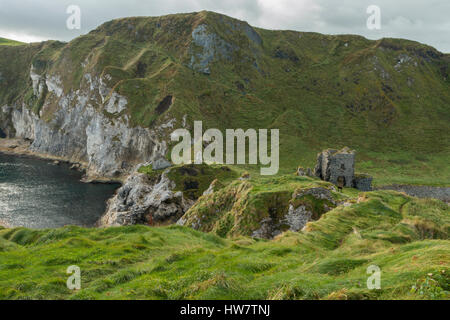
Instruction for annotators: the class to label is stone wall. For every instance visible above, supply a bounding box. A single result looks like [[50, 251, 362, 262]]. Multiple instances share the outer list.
[[354, 174, 373, 191]]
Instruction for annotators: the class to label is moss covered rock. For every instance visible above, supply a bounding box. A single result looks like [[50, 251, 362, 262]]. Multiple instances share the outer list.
[[179, 175, 343, 239]]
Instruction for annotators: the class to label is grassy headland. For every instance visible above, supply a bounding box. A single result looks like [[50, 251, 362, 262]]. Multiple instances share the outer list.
[[0, 188, 448, 300]]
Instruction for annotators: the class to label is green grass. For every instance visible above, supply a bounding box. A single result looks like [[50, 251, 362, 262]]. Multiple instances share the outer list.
[[0, 190, 448, 300], [0, 37, 24, 46]]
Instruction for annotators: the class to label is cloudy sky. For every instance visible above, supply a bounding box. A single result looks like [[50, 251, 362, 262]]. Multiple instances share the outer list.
[[1, 0, 449, 52]]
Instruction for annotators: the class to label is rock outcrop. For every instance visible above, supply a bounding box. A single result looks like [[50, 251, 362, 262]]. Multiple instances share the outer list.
[[99, 169, 194, 226], [296, 167, 307, 176], [252, 187, 337, 239], [189, 24, 236, 74], [180, 177, 339, 239], [101, 163, 238, 227], [296, 166, 313, 177]]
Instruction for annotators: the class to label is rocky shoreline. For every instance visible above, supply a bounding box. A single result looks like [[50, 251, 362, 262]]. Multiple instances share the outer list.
[[376, 184, 450, 203], [0, 137, 86, 168], [0, 138, 124, 184]]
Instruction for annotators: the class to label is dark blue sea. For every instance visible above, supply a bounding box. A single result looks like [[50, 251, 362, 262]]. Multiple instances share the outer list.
[[0, 152, 119, 228]]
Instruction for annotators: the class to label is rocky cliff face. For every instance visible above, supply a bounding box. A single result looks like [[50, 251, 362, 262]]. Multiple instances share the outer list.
[[1, 60, 171, 179]]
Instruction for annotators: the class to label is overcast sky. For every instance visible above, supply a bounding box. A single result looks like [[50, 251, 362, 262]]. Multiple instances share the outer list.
[[0, 0, 449, 53]]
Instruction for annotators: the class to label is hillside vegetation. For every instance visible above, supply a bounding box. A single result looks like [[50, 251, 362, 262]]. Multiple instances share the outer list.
[[0, 190, 448, 300], [0, 37, 24, 46], [0, 11, 449, 185]]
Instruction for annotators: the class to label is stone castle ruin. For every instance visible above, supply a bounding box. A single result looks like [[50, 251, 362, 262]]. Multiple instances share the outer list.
[[313, 147, 373, 191]]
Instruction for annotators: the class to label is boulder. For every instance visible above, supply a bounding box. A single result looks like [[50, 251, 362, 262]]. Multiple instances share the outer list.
[[296, 167, 314, 177], [251, 187, 337, 239], [152, 157, 172, 171], [70, 163, 82, 170], [296, 166, 307, 176], [239, 172, 251, 180]]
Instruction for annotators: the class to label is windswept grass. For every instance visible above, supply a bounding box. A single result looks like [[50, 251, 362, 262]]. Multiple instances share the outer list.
[[0, 191, 448, 300]]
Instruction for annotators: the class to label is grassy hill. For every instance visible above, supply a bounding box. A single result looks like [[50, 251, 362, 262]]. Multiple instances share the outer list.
[[0, 37, 24, 46], [0, 11, 449, 185], [0, 190, 448, 300]]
